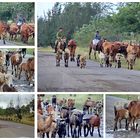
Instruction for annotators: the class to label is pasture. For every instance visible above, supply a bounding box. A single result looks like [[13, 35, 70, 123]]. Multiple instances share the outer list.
[[106, 95, 140, 138], [37, 94, 103, 138]]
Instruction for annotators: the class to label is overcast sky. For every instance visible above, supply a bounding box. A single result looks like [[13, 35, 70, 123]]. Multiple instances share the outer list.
[[0, 94, 34, 109], [37, 2, 55, 18]]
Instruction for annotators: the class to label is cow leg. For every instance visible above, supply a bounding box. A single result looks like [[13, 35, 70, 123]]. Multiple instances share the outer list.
[[89, 47, 92, 59], [11, 64, 14, 75], [67, 123, 70, 137], [125, 119, 128, 130], [114, 119, 118, 131], [90, 126, 94, 136], [119, 119, 122, 129], [98, 126, 101, 137], [18, 67, 22, 80]]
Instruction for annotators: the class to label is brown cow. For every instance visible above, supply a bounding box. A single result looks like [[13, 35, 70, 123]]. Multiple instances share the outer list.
[[114, 106, 129, 131], [127, 101, 140, 132], [8, 23, 19, 41], [68, 39, 77, 61], [67, 98, 75, 108], [20, 23, 34, 44], [0, 21, 9, 44], [126, 45, 139, 69], [64, 48, 70, 67]]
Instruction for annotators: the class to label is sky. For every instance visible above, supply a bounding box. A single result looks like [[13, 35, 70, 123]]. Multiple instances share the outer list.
[[37, 2, 55, 18], [0, 94, 34, 109]]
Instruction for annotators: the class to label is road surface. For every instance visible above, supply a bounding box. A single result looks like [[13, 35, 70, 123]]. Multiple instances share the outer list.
[[106, 96, 140, 138], [0, 120, 34, 138], [0, 40, 17, 46], [38, 51, 140, 92]]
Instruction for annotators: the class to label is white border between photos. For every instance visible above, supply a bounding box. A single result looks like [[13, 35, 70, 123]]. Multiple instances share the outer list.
[[0, 0, 140, 140]]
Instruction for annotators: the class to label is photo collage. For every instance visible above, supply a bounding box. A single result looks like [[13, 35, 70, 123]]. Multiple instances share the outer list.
[[0, 1, 140, 139]]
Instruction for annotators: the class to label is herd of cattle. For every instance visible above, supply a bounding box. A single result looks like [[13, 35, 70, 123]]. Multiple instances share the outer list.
[[37, 96, 103, 138], [114, 100, 140, 133], [0, 21, 34, 44], [55, 38, 140, 70], [0, 49, 34, 92]]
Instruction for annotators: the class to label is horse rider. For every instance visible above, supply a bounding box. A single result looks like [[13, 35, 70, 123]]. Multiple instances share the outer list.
[[16, 14, 26, 33], [92, 31, 101, 46], [55, 27, 65, 53]]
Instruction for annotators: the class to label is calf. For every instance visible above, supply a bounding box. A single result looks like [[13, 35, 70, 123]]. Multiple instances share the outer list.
[[114, 106, 129, 131], [80, 55, 86, 69], [115, 53, 123, 68]]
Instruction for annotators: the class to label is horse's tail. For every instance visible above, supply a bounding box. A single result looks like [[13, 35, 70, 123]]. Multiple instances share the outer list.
[[114, 106, 117, 117]]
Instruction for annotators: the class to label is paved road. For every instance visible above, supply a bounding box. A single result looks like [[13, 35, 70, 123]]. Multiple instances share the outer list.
[[0, 40, 17, 46], [106, 96, 140, 138], [0, 120, 34, 138], [38, 51, 140, 92]]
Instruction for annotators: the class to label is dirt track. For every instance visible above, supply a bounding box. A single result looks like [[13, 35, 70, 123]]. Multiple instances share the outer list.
[[38, 51, 140, 92], [106, 96, 140, 138]]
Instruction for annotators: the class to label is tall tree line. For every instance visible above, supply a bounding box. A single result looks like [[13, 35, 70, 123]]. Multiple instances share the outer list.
[[38, 2, 140, 47], [0, 2, 34, 22]]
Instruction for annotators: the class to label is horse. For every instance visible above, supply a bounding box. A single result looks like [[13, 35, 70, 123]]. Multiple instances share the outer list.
[[57, 38, 66, 52], [83, 114, 101, 137], [69, 110, 83, 138], [68, 39, 77, 61], [113, 106, 129, 131], [89, 39, 105, 60], [11, 51, 22, 77]]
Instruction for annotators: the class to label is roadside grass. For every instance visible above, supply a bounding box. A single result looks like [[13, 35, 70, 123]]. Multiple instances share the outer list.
[[4, 48, 34, 55], [42, 94, 103, 110], [38, 46, 140, 71], [6, 34, 34, 46], [0, 114, 34, 126], [107, 94, 140, 101]]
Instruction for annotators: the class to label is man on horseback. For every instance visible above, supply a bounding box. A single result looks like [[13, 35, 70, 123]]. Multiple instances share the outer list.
[[55, 27, 65, 53], [92, 31, 101, 46], [16, 14, 26, 33]]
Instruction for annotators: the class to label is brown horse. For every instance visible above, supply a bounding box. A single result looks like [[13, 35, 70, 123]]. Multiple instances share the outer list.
[[83, 114, 101, 137], [64, 48, 70, 67], [68, 39, 77, 61], [11, 52, 22, 77], [114, 106, 129, 131], [89, 39, 105, 60], [127, 100, 140, 133]]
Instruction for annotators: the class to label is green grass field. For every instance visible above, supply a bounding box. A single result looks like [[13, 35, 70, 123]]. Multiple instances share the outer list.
[[108, 94, 140, 101], [38, 46, 140, 71], [41, 94, 103, 110], [0, 114, 34, 126], [3, 48, 34, 55]]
